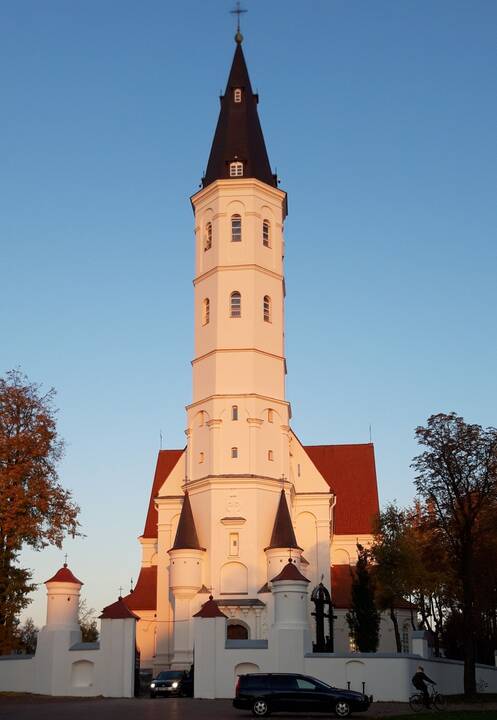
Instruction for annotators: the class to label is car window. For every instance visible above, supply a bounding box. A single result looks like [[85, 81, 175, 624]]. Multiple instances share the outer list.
[[156, 671, 183, 680], [242, 676, 268, 691], [296, 678, 319, 690], [270, 676, 298, 691]]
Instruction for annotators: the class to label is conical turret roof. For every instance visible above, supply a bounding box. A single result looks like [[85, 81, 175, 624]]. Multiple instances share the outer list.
[[202, 39, 276, 189], [266, 490, 302, 551], [170, 491, 204, 551], [271, 558, 310, 584], [45, 564, 83, 586]]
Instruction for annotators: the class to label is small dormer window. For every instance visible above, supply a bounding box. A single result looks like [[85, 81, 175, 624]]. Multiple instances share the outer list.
[[234, 88, 242, 103], [230, 162, 243, 177]]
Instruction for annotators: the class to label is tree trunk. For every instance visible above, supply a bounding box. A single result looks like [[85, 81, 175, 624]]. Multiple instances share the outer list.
[[389, 606, 402, 652], [462, 546, 476, 696]]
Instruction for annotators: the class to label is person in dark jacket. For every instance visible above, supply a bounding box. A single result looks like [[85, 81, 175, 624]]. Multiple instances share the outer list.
[[412, 665, 436, 707]]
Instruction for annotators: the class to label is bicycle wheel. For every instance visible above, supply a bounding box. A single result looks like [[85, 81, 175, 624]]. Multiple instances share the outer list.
[[433, 692, 447, 711], [409, 693, 424, 713]]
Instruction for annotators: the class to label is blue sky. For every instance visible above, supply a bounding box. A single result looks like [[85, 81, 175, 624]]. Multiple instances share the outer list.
[[1, 1, 496, 626]]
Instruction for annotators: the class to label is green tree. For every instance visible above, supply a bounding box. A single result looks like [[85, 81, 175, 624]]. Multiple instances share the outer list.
[[0, 369, 81, 653], [17, 617, 38, 654], [372, 504, 416, 652], [346, 544, 380, 652], [412, 412, 497, 696]]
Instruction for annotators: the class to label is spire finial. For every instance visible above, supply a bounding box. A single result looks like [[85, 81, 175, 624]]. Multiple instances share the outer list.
[[63, 553, 68, 567], [231, 1, 247, 43]]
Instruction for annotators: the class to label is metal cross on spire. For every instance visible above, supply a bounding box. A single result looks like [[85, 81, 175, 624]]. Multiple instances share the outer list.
[[230, 1, 247, 33], [63, 553, 68, 566]]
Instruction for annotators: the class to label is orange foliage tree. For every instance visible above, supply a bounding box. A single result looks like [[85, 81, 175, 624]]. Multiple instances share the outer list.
[[0, 369, 80, 653]]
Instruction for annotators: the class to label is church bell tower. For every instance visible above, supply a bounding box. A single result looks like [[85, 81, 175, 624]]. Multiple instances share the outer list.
[[185, 31, 291, 600]]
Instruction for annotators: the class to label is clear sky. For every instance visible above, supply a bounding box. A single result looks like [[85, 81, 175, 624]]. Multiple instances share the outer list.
[[1, 1, 496, 627]]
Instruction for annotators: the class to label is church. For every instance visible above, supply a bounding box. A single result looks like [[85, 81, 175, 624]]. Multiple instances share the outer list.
[[123, 31, 405, 673]]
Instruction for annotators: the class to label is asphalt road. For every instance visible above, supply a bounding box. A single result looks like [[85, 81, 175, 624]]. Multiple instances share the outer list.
[[1, 696, 497, 720]]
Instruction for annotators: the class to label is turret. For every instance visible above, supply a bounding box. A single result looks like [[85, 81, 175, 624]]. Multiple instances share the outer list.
[[271, 558, 310, 629], [168, 491, 205, 668], [44, 563, 82, 630], [265, 489, 302, 581], [168, 491, 205, 598]]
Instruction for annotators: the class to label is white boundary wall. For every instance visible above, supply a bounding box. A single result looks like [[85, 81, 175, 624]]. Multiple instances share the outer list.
[[193, 615, 497, 700], [0, 618, 136, 698]]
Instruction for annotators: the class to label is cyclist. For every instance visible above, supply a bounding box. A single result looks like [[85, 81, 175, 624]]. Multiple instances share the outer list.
[[412, 665, 436, 708]]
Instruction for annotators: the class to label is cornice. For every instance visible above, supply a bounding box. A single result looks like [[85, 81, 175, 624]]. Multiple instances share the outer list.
[[194, 263, 283, 285], [192, 347, 285, 366]]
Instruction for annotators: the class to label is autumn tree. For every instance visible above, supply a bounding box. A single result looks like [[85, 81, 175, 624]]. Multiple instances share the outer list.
[[346, 544, 380, 652], [412, 412, 497, 696], [0, 369, 80, 653], [78, 598, 99, 643]]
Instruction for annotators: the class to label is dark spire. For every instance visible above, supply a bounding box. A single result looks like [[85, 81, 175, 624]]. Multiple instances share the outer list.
[[202, 41, 276, 189], [265, 490, 302, 551], [170, 492, 203, 551]]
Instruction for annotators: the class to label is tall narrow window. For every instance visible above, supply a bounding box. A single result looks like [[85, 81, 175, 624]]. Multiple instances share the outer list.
[[234, 88, 242, 103], [231, 447, 238, 459], [268, 409, 274, 423], [263, 219, 270, 247], [230, 162, 243, 177], [204, 222, 212, 251], [229, 532, 239, 556], [263, 295, 271, 322], [232, 405, 238, 421], [199, 451, 204, 464], [230, 291, 241, 318], [231, 214, 242, 241], [202, 298, 210, 326], [268, 450, 274, 461]]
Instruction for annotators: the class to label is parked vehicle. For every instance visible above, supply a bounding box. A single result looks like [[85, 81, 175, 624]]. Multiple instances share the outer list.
[[233, 673, 372, 718], [149, 670, 193, 698]]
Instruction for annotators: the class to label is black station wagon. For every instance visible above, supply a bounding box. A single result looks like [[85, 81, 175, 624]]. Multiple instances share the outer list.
[[233, 673, 371, 718]]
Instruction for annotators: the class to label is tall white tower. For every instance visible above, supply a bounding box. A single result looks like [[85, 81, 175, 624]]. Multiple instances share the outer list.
[[185, 34, 292, 601]]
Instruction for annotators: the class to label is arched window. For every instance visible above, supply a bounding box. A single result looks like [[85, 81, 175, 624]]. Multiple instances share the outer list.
[[232, 405, 238, 421], [263, 295, 271, 322], [202, 298, 210, 325], [268, 409, 274, 423], [268, 450, 274, 461], [262, 220, 270, 247], [204, 222, 212, 251], [402, 623, 410, 653], [227, 623, 249, 640], [230, 162, 243, 177], [230, 291, 241, 318], [231, 214, 242, 241], [231, 447, 238, 459], [234, 88, 242, 103]]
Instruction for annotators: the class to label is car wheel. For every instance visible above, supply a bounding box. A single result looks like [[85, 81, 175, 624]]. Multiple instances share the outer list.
[[252, 698, 271, 717], [334, 700, 351, 718]]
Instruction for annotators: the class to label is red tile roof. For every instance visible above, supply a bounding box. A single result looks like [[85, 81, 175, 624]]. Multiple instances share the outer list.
[[271, 559, 310, 584], [45, 564, 83, 586], [331, 563, 413, 610], [122, 566, 157, 611], [304, 444, 379, 535], [331, 564, 355, 608], [143, 449, 183, 539], [99, 597, 139, 620], [193, 596, 228, 618]]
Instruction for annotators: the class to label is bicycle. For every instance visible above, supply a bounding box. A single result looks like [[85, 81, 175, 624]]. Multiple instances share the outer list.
[[409, 684, 447, 713]]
